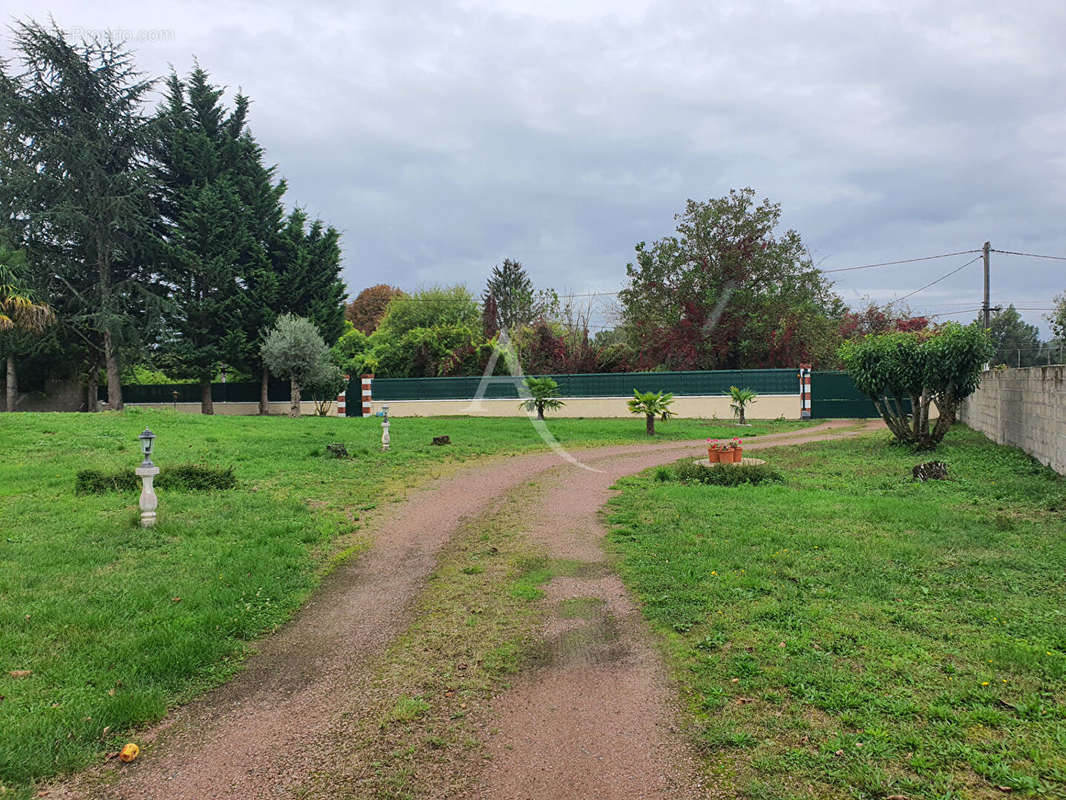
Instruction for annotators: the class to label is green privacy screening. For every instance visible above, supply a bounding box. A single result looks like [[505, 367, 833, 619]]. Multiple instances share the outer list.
[[104, 381, 293, 404], [368, 369, 798, 401], [810, 371, 880, 418]]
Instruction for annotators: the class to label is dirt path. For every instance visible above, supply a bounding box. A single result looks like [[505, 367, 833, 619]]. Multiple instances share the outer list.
[[49, 420, 881, 800]]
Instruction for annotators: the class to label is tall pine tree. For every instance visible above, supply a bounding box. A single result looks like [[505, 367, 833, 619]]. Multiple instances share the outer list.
[[152, 68, 279, 413], [0, 21, 158, 409], [483, 258, 535, 333], [241, 210, 341, 413]]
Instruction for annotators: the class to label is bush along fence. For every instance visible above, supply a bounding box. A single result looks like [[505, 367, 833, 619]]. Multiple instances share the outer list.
[[112, 368, 880, 419]]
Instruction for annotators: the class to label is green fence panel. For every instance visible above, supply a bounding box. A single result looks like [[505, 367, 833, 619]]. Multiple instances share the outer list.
[[810, 371, 879, 418], [111, 381, 291, 404], [364, 369, 798, 402]]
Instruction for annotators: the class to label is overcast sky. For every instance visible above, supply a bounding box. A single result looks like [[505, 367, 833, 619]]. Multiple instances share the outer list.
[[5, 0, 1065, 339]]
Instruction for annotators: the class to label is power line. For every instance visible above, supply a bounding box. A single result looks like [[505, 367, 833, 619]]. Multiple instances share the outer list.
[[991, 248, 1066, 262], [820, 250, 981, 274], [893, 255, 983, 303]]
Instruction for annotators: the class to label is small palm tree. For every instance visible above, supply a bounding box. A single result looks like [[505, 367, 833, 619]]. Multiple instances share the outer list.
[[0, 261, 52, 334], [628, 389, 674, 435], [728, 386, 757, 424], [521, 376, 565, 420], [1, 252, 54, 413]]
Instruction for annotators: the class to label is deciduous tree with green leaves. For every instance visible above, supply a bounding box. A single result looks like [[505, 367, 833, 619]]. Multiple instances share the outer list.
[[619, 189, 845, 370], [627, 390, 674, 436], [839, 323, 993, 449], [520, 376, 565, 420], [979, 304, 1042, 367], [1048, 292, 1066, 342]]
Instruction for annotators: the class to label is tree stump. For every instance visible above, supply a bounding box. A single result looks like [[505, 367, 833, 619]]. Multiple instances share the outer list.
[[912, 461, 948, 482], [326, 442, 349, 459]]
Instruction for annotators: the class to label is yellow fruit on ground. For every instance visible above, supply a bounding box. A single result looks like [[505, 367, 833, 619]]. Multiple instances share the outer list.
[[119, 743, 140, 763]]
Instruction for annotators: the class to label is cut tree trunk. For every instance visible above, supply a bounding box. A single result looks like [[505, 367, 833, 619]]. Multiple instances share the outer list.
[[645, 413, 655, 436], [104, 329, 123, 410], [200, 380, 214, 415], [259, 368, 270, 415], [289, 379, 301, 418], [87, 367, 99, 413], [5, 354, 16, 412]]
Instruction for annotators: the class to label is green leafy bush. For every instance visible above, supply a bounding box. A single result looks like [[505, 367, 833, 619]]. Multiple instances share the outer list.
[[75, 464, 237, 494], [839, 322, 993, 448], [671, 461, 783, 487]]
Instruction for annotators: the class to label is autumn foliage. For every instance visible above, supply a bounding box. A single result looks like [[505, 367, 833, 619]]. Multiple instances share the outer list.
[[345, 284, 405, 334]]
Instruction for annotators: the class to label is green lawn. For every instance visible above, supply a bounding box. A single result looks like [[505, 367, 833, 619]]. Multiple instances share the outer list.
[[0, 408, 806, 796], [607, 428, 1066, 799]]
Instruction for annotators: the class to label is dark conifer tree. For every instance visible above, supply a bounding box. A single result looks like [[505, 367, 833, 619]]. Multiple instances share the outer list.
[[0, 21, 158, 409], [151, 67, 275, 413], [483, 258, 535, 333]]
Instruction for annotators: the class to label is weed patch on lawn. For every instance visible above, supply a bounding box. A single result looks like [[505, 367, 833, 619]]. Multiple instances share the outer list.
[[607, 426, 1066, 799], [75, 463, 237, 493]]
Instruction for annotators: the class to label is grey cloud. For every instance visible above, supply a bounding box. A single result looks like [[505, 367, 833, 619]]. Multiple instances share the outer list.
[[5, 0, 1064, 334]]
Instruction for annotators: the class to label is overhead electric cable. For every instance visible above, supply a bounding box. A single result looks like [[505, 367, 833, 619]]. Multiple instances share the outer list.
[[893, 255, 983, 303], [990, 249, 1066, 262], [820, 250, 981, 273]]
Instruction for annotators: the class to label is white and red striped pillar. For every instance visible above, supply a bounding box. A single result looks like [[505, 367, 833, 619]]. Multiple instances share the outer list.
[[361, 373, 373, 417], [335, 375, 349, 417], [798, 363, 812, 419]]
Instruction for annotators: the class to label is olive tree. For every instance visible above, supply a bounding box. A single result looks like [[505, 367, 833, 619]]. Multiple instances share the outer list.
[[260, 314, 331, 417], [839, 322, 992, 449]]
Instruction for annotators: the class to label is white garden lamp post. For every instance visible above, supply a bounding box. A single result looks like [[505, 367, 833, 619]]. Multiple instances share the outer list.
[[136, 428, 160, 527], [381, 405, 390, 452]]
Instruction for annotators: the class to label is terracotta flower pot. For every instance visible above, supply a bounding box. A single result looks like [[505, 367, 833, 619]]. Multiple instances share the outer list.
[[707, 448, 720, 463], [733, 447, 743, 463]]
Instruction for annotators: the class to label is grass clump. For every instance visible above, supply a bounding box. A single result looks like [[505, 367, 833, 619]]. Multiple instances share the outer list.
[[672, 460, 783, 486], [75, 463, 237, 494], [383, 695, 431, 725]]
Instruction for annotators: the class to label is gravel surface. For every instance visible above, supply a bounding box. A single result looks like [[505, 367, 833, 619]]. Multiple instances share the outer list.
[[46, 420, 880, 799]]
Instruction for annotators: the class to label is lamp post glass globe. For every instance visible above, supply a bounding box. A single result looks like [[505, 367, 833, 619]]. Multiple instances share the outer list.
[[139, 428, 156, 466]]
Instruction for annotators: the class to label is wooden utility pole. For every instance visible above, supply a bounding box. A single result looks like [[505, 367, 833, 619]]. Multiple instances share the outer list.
[[982, 241, 991, 328]]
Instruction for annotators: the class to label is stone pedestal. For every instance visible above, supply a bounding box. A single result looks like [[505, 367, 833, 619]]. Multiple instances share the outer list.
[[135, 464, 160, 527]]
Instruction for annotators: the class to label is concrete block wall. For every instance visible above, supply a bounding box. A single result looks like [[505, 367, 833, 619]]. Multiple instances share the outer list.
[[959, 365, 1066, 475]]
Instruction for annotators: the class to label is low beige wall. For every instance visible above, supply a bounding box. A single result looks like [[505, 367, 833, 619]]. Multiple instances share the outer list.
[[372, 394, 799, 420], [959, 365, 1066, 475], [123, 393, 801, 420]]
